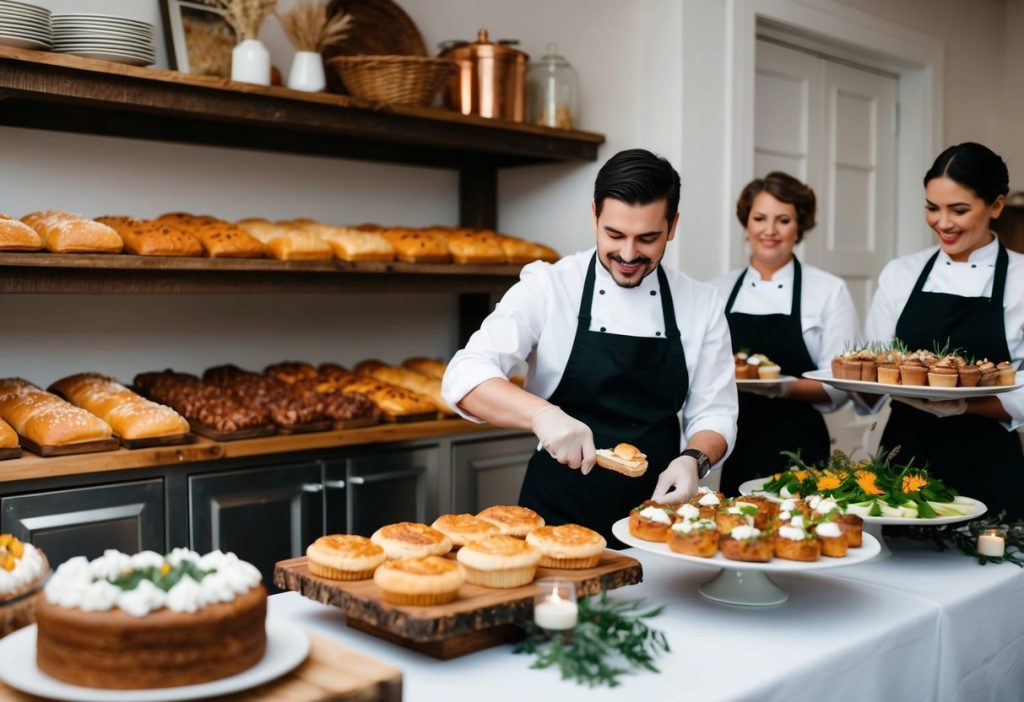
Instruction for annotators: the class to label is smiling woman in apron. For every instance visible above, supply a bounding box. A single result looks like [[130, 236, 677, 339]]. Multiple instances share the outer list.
[[711, 172, 860, 495], [442, 149, 738, 546], [865, 143, 1024, 520]]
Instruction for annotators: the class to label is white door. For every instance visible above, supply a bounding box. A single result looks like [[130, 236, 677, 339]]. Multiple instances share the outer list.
[[755, 39, 898, 456]]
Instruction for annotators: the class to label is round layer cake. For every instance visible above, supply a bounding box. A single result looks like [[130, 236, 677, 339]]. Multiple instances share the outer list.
[[35, 548, 266, 689]]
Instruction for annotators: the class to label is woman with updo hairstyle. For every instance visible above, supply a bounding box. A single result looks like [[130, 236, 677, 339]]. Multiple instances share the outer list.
[[711, 171, 860, 494], [865, 143, 1024, 518]]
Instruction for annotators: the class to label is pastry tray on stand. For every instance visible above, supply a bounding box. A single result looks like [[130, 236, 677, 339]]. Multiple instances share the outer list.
[[612, 518, 880, 606]]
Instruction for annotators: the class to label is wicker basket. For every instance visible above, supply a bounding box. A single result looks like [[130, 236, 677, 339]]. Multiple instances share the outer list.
[[327, 55, 456, 106]]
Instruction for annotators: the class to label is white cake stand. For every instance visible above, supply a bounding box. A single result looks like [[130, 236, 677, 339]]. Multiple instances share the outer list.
[[612, 518, 881, 606]]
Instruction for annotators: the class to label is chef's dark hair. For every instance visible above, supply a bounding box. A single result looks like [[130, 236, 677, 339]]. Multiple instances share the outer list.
[[735, 172, 817, 243], [593, 149, 680, 223], [924, 142, 1009, 204]]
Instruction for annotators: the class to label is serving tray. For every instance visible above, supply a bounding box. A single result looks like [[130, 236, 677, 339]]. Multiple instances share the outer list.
[[120, 433, 196, 450], [188, 421, 276, 442], [274, 551, 643, 659], [804, 369, 1024, 400], [0, 447, 21, 461], [18, 436, 120, 457]]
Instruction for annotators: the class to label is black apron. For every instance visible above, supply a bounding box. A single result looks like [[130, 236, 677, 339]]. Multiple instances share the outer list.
[[518, 253, 689, 548], [880, 244, 1024, 519], [720, 257, 830, 495]]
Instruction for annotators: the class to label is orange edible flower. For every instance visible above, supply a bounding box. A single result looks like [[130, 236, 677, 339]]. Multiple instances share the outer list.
[[1, 554, 14, 572], [856, 470, 884, 496], [902, 475, 929, 494], [0, 534, 11, 548], [816, 475, 842, 491], [792, 470, 809, 481], [161, 563, 172, 576], [9, 539, 23, 558]]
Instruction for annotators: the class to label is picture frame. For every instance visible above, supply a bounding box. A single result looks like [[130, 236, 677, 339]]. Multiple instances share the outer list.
[[160, 0, 236, 78]]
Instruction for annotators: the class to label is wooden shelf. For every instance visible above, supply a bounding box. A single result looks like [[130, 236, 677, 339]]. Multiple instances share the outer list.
[[0, 253, 524, 294], [0, 47, 604, 169], [0, 419, 496, 483]]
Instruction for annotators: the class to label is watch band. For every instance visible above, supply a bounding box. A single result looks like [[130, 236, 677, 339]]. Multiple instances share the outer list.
[[680, 448, 712, 479]]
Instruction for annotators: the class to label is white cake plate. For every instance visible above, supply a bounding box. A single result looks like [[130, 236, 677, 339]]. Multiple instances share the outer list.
[[612, 517, 881, 606]]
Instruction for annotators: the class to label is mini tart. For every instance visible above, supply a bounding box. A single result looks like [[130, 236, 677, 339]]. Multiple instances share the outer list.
[[456, 535, 541, 588], [899, 363, 928, 386], [526, 524, 606, 569], [815, 522, 849, 557], [306, 534, 385, 580], [834, 513, 863, 547], [957, 365, 981, 387], [719, 530, 772, 563], [629, 501, 674, 541], [758, 363, 782, 380], [737, 496, 778, 523], [927, 366, 959, 387], [716, 499, 763, 532], [773, 525, 820, 562], [876, 365, 900, 385], [373, 556, 465, 606], [668, 519, 718, 557], [430, 514, 500, 549], [371, 522, 452, 560], [997, 361, 1017, 386], [475, 505, 545, 538]]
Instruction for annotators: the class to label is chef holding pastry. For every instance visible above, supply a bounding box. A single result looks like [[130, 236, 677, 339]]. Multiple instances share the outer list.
[[442, 149, 737, 545], [865, 143, 1024, 518], [710, 172, 860, 494]]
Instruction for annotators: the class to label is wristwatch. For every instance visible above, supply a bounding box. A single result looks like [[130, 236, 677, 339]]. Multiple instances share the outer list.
[[680, 448, 712, 480]]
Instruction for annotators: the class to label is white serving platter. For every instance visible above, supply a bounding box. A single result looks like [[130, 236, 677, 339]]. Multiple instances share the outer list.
[[803, 368, 1024, 400], [736, 374, 796, 387]]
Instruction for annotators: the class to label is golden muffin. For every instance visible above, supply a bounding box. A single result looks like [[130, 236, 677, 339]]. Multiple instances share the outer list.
[[373, 555, 465, 606], [526, 524, 606, 569], [773, 524, 820, 562], [719, 525, 772, 562], [306, 534, 386, 580], [371, 522, 452, 560], [455, 535, 541, 588], [667, 518, 719, 558], [628, 501, 675, 541], [430, 514, 500, 549], [834, 513, 864, 548], [475, 505, 545, 538], [815, 521, 849, 557]]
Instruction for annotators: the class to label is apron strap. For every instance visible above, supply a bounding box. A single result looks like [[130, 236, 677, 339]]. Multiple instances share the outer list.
[[909, 250, 942, 299], [725, 268, 747, 313], [577, 252, 681, 339], [790, 257, 803, 318], [657, 264, 681, 340], [991, 243, 1009, 306], [577, 252, 598, 325]]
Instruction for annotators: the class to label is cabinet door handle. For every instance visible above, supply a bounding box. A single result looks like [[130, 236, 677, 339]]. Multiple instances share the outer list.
[[347, 476, 366, 485], [324, 479, 346, 489], [301, 483, 324, 493], [348, 469, 421, 485]]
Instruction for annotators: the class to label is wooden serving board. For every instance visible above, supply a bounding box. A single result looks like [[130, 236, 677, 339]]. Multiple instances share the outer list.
[[333, 415, 381, 430], [120, 433, 196, 450], [18, 436, 120, 458], [381, 411, 438, 424], [0, 633, 402, 702], [274, 551, 643, 659], [189, 422, 277, 442], [0, 447, 20, 461], [277, 419, 335, 436]]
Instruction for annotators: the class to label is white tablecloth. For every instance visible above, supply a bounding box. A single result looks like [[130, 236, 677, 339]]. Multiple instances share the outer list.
[[270, 540, 1022, 701]]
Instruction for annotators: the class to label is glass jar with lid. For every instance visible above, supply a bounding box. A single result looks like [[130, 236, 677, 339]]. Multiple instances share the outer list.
[[526, 43, 579, 129]]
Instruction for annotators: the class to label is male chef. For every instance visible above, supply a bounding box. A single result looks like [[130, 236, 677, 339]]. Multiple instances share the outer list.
[[441, 149, 737, 545]]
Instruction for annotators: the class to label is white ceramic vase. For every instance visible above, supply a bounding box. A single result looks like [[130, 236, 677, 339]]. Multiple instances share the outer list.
[[287, 51, 326, 92], [231, 38, 271, 86]]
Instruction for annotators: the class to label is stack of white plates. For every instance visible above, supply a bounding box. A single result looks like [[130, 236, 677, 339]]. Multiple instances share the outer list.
[[0, 0, 52, 50], [51, 13, 155, 66]]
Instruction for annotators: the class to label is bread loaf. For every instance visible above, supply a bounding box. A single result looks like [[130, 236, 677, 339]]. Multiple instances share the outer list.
[[155, 214, 265, 258], [236, 219, 333, 260], [0, 378, 113, 446], [402, 357, 447, 380], [0, 214, 43, 251], [366, 366, 453, 415], [290, 222, 395, 262], [0, 417, 18, 448], [49, 373, 189, 439], [20, 211, 123, 254], [381, 227, 450, 263], [500, 235, 559, 264], [95, 216, 203, 257], [446, 229, 507, 264], [340, 377, 437, 418]]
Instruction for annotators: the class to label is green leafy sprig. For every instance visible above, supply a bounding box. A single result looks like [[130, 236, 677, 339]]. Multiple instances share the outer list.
[[109, 559, 213, 592], [514, 592, 669, 688], [887, 512, 1024, 567]]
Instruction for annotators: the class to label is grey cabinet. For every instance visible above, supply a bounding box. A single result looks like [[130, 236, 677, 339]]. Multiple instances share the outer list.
[[1, 479, 164, 569], [329, 446, 438, 536], [189, 461, 322, 590], [451, 433, 536, 513]]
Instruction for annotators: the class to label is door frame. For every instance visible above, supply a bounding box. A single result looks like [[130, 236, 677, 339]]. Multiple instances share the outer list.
[[729, 0, 943, 269]]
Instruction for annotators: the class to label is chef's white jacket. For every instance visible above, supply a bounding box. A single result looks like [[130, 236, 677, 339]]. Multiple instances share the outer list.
[[442, 248, 738, 457], [865, 237, 1024, 430], [709, 259, 861, 410]]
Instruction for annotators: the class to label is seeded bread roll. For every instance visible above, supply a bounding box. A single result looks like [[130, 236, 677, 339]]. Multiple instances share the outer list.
[[0, 378, 113, 446], [49, 373, 189, 440], [20, 211, 123, 254], [381, 227, 451, 263], [296, 223, 395, 262], [445, 229, 507, 264], [236, 219, 333, 260], [525, 524, 606, 568], [500, 235, 559, 263], [430, 514, 500, 548], [0, 214, 43, 250], [475, 505, 545, 537], [94, 216, 203, 257]]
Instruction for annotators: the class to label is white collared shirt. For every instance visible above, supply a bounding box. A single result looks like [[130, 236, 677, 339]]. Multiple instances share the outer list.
[[865, 237, 1024, 430], [709, 259, 862, 410], [442, 248, 738, 458]]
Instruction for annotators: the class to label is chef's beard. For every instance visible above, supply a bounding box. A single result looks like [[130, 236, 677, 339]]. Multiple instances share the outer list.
[[601, 252, 656, 289]]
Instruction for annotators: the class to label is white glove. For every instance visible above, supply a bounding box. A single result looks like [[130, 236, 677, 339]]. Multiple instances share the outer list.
[[531, 405, 597, 473], [738, 382, 792, 399], [892, 396, 968, 418], [650, 455, 699, 504]]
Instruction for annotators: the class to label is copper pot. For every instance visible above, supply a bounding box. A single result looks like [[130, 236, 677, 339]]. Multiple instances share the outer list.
[[441, 29, 528, 122]]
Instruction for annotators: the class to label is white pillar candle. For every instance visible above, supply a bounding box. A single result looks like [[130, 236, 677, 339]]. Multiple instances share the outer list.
[[977, 531, 1005, 557], [534, 598, 578, 630]]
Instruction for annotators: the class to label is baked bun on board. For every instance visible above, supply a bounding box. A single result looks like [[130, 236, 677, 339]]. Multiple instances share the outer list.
[[595, 443, 648, 477]]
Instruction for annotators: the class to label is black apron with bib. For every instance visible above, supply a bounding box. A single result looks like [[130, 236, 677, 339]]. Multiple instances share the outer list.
[[518, 253, 689, 548], [720, 257, 830, 495], [880, 245, 1024, 519]]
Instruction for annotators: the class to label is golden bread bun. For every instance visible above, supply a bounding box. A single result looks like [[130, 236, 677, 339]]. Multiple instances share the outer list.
[[430, 514, 500, 547], [373, 555, 464, 605], [456, 535, 541, 588], [371, 522, 452, 560], [475, 505, 545, 537], [306, 534, 385, 580], [526, 524, 606, 569], [595, 443, 648, 477]]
